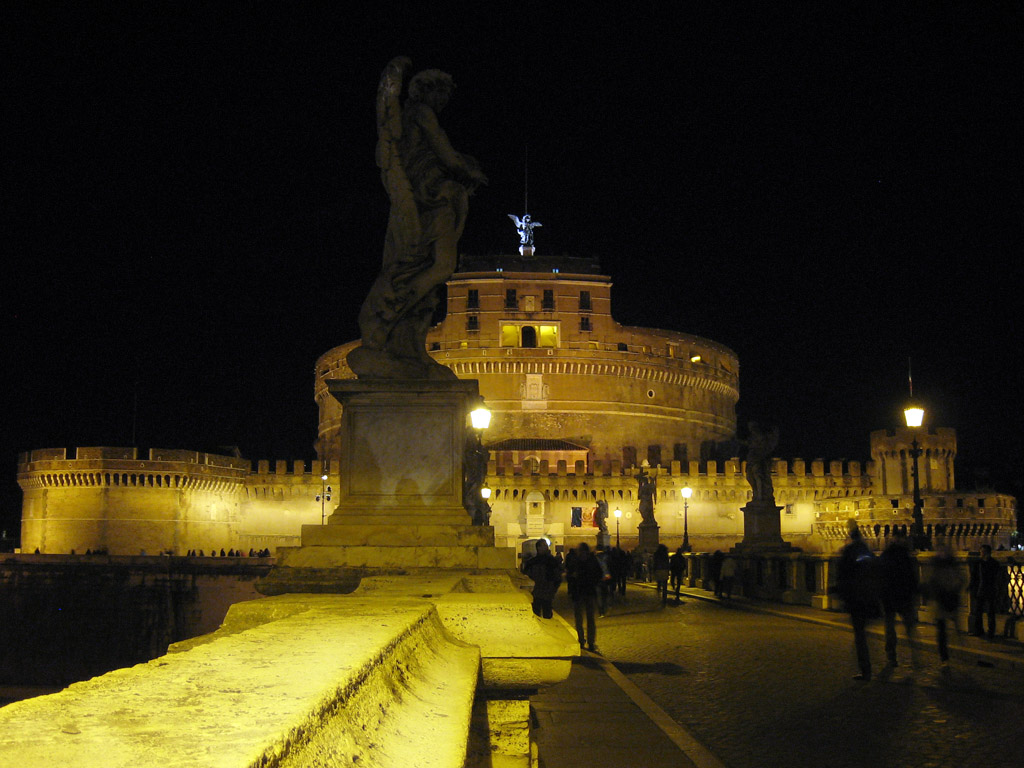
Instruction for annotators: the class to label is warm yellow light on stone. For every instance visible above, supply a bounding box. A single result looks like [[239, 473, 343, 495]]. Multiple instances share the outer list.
[[690, 354, 702, 363], [613, 508, 621, 518]]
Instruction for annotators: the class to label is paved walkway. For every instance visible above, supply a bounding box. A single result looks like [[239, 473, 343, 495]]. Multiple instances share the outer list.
[[531, 582, 1024, 768]]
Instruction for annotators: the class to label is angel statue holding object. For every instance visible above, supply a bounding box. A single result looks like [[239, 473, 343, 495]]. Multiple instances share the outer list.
[[508, 213, 542, 250], [349, 57, 488, 380]]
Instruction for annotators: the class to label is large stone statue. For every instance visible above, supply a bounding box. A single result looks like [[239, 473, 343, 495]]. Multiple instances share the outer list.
[[348, 57, 487, 379], [636, 467, 657, 525], [594, 499, 609, 534], [744, 421, 779, 503]]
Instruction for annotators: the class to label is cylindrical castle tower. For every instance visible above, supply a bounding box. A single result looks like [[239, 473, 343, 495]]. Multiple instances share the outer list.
[[315, 254, 739, 467]]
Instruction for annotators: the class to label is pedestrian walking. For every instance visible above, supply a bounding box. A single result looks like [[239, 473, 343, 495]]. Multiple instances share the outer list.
[[523, 539, 562, 619], [710, 550, 725, 597], [595, 544, 612, 617], [834, 519, 881, 681], [610, 546, 628, 598], [927, 543, 964, 665], [566, 542, 605, 652], [652, 544, 671, 606], [669, 546, 687, 603], [718, 555, 738, 599], [879, 530, 919, 669], [969, 544, 1004, 639]]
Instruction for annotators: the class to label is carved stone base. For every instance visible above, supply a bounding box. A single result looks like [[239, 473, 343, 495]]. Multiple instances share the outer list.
[[637, 522, 660, 553], [262, 378, 518, 590], [733, 501, 801, 552]]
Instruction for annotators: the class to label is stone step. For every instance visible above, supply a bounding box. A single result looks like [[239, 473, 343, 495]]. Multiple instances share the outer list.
[[302, 522, 496, 547]]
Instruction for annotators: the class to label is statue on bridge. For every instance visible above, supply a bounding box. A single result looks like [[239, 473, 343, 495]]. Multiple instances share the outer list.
[[636, 466, 657, 525], [349, 57, 488, 380], [744, 421, 779, 504]]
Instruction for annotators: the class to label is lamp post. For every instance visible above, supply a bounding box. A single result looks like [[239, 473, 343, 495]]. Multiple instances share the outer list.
[[614, 507, 622, 548], [681, 486, 693, 552], [315, 468, 332, 526], [904, 403, 927, 550]]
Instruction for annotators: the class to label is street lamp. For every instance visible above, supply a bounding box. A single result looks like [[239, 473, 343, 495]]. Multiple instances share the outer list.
[[470, 404, 492, 431], [614, 507, 622, 548], [681, 486, 693, 552], [903, 402, 927, 550], [315, 469, 332, 525]]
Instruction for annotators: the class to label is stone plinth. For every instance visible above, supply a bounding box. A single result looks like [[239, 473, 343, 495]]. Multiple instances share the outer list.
[[263, 379, 518, 589], [328, 379, 478, 521], [733, 500, 800, 552], [637, 521, 660, 553]]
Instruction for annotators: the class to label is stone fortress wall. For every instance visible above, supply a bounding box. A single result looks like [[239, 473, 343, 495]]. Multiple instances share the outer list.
[[16, 255, 1016, 556], [315, 255, 739, 466], [17, 427, 1015, 556]]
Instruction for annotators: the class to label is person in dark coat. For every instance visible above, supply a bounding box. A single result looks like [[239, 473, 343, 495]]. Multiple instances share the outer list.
[[523, 539, 562, 619], [710, 550, 726, 597], [879, 530, 919, 669], [834, 520, 881, 681], [669, 546, 687, 604], [652, 544, 671, 606], [566, 542, 606, 652], [970, 544, 1004, 639], [927, 543, 964, 664]]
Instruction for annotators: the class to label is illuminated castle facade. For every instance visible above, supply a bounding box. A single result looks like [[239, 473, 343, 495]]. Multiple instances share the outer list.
[[17, 254, 1016, 556]]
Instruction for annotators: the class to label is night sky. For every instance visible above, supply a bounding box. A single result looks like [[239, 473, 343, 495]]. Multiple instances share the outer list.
[[4, 4, 1021, 539]]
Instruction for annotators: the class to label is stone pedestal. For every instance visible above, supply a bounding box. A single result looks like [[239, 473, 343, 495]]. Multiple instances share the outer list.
[[637, 522, 660, 553], [596, 532, 611, 550], [263, 379, 516, 592], [733, 500, 800, 553]]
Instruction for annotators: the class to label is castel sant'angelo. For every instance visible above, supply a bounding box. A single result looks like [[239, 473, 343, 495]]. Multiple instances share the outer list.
[[16, 225, 1016, 558]]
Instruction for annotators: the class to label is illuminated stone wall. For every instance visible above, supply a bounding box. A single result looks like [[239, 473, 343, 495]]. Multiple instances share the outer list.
[[314, 255, 739, 465]]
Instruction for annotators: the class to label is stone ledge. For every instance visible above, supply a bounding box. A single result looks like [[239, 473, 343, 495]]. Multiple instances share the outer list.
[[276, 544, 517, 570], [0, 596, 480, 768], [302, 522, 496, 547]]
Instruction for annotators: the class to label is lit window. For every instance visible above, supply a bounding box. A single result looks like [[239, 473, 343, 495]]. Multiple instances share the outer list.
[[538, 325, 558, 347], [501, 325, 519, 346]]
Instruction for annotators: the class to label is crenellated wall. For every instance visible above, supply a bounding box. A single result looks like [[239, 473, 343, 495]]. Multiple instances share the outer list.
[[18, 443, 1015, 556]]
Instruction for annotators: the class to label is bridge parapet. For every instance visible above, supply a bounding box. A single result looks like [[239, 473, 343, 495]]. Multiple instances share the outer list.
[[0, 594, 480, 767]]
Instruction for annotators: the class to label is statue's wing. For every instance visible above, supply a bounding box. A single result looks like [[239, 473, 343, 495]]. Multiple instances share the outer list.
[[508, 213, 522, 226], [375, 57, 420, 253], [375, 56, 409, 165]]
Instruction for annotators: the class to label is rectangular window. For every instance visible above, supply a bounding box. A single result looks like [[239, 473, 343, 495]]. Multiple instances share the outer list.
[[978, 498, 985, 508], [505, 289, 517, 309], [501, 324, 519, 346], [618, 342, 628, 351], [467, 316, 479, 331], [538, 325, 558, 347], [542, 289, 554, 310], [956, 498, 964, 508], [580, 316, 591, 331], [571, 507, 583, 528], [467, 289, 479, 309], [579, 290, 591, 311]]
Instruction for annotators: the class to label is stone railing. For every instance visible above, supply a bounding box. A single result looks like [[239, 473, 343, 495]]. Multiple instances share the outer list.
[[683, 551, 1024, 640], [0, 572, 577, 768]]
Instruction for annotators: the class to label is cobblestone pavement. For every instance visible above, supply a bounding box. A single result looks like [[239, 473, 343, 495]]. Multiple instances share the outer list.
[[553, 585, 1024, 768]]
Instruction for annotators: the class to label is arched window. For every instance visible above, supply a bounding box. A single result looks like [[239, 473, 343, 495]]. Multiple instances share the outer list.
[[521, 326, 537, 348]]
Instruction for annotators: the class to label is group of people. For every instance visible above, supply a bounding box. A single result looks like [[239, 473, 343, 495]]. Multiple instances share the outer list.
[[835, 518, 1007, 681], [523, 541, 624, 652]]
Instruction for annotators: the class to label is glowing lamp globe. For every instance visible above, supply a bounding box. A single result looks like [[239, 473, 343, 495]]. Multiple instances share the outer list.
[[470, 406, 492, 430], [904, 405, 924, 428]]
